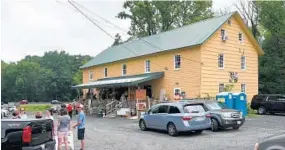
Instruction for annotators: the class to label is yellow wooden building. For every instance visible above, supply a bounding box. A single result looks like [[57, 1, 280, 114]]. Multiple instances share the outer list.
[[73, 12, 264, 101]]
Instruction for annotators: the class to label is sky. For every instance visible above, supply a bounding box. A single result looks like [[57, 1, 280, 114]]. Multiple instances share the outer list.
[[1, 0, 238, 62]]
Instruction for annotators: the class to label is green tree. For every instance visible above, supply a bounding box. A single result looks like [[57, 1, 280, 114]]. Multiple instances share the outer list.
[[258, 1, 285, 94], [112, 33, 123, 46], [117, 1, 213, 38]]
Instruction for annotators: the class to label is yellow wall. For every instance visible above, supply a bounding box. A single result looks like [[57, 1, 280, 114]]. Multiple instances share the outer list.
[[82, 15, 260, 102], [82, 46, 202, 100], [200, 15, 259, 100]]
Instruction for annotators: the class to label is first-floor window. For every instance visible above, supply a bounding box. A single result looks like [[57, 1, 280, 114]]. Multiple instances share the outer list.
[[104, 68, 108, 77], [174, 88, 181, 96], [219, 83, 224, 93], [241, 84, 246, 93]]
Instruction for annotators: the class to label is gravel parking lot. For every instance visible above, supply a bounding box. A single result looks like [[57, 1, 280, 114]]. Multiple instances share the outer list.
[[3, 111, 284, 150], [72, 114, 285, 150]]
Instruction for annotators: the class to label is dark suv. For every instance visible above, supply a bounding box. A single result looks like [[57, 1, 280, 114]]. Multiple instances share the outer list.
[[180, 100, 245, 132], [250, 94, 285, 115]]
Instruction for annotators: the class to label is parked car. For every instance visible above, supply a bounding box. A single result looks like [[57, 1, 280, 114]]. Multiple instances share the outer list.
[[1, 119, 55, 150], [251, 94, 285, 115], [139, 102, 211, 136], [191, 100, 245, 132], [51, 100, 61, 104], [8, 106, 17, 112], [1, 106, 9, 117], [20, 100, 28, 104], [254, 132, 285, 150]]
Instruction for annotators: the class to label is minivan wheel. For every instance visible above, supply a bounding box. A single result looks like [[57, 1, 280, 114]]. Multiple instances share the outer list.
[[139, 119, 147, 131], [211, 119, 219, 132], [258, 106, 266, 115], [167, 122, 178, 136]]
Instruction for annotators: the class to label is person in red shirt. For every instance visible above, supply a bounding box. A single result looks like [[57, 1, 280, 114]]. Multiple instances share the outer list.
[[67, 104, 73, 119]]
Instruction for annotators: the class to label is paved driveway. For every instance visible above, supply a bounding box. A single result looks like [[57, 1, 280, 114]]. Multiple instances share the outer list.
[[72, 114, 285, 150]]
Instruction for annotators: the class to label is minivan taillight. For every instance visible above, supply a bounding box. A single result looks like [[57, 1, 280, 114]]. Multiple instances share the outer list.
[[22, 126, 32, 143], [205, 114, 211, 118], [182, 116, 192, 121]]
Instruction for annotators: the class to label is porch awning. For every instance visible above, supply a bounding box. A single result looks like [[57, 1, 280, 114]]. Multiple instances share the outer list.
[[72, 72, 164, 89]]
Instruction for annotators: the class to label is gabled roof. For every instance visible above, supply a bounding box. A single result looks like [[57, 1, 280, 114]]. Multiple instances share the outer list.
[[81, 12, 263, 69]]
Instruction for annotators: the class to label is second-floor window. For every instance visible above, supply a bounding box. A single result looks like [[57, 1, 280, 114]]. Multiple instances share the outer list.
[[89, 70, 93, 80], [218, 54, 224, 69], [145, 60, 150, 73], [174, 55, 181, 69], [122, 64, 127, 75], [104, 68, 108, 77], [241, 56, 246, 70]]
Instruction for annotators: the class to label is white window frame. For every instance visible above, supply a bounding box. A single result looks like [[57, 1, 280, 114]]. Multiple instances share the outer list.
[[145, 60, 151, 73], [241, 56, 246, 70], [104, 68, 108, 78], [122, 64, 127, 76], [174, 88, 181, 96], [241, 84, 246, 93], [218, 54, 224, 69], [239, 32, 244, 43], [89, 70, 93, 80], [219, 83, 225, 93], [174, 55, 181, 70]]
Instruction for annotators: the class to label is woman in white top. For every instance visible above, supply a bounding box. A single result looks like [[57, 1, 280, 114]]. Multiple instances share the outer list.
[[45, 109, 58, 150]]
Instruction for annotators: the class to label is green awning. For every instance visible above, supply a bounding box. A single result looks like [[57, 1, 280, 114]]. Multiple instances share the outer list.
[[72, 72, 164, 89]]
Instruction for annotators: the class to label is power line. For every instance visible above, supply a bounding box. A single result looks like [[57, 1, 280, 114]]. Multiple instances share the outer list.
[[67, 0, 168, 70], [71, 1, 202, 65]]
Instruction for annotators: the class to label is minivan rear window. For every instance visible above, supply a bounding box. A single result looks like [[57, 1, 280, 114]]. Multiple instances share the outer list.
[[184, 105, 205, 113]]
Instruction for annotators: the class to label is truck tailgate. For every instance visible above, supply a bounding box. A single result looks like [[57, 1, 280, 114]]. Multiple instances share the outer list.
[[1, 119, 54, 148]]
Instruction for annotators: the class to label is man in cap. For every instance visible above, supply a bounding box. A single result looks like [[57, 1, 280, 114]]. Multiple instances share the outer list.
[[73, 104, 86, 150]]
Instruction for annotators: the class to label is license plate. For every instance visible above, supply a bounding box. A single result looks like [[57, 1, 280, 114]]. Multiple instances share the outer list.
[[237, 121, 241, 124], [195, 117, 205, 121]]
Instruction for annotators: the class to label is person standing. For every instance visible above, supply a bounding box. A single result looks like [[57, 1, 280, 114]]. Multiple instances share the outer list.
[[73, 104, 85, 150], [19, 108, 28, 119], [67, 103, 73, 119], [57, 108, 71, 150]]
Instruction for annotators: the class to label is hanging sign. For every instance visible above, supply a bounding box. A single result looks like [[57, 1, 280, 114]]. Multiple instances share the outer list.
[[135, 89, 146, 100]]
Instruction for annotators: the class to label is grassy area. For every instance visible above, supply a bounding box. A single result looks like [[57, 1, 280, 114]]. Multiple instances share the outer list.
[[20, 104, 52, 112], [246, 103, 259, 118]]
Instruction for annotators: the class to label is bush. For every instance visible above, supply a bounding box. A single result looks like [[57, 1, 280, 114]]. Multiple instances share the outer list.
[[20, 104, 51, 112]]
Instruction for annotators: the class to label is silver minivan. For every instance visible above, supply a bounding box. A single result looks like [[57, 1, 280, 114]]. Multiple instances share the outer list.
[[139, 102, 211, 136]]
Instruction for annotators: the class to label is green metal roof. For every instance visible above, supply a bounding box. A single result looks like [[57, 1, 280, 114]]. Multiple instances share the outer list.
[[72, 72, 164, 89], [81, 12, 235, 69]]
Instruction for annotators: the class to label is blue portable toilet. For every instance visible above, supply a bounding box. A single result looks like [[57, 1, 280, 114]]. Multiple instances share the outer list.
[[232, 93, 247, 117], [216, 92, 234, 109]]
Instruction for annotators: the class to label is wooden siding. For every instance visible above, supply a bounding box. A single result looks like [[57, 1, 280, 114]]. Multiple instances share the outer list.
[[200, 15, 259, 101], [83, 46, 202, 100]]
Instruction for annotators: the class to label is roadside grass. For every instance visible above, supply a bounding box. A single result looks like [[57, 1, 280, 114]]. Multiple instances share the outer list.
[[20, 104, 51, 112], [246, 103, 259, 118]]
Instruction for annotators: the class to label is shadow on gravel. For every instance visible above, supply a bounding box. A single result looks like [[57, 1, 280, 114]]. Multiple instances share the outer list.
[[144, 129, 209, 137]]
